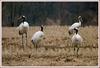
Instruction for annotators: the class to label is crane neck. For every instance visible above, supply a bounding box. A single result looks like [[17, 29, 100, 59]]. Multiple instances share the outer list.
[[78, 20, 81, 25], [74, 28, 78, 34], [78, 17, 82, 25], [75, 31, 78, 34], [22, 21, 24, 24], [41, 26, 43, 32], [22, 20, 26, 24], [22, 18, 25, 23]]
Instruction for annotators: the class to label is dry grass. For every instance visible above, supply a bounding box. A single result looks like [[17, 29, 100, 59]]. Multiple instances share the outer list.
[[2, 25, 98, 66]]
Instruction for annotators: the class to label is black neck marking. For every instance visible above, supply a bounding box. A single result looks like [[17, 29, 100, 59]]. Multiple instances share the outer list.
[[41, 26, 43, 31], [74, 28, 78, 34]]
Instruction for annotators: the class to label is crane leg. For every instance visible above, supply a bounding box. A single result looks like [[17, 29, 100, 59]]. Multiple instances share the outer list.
[[35, 44, 38, 50], [74, 46, 76, 56], [22, 34, 24, 50], [31, 41, 35, 48], [26, 33, 27, 47], [31, 40, 37, 50], [74, 47, 75, 51], [77, 47, 79, 57]]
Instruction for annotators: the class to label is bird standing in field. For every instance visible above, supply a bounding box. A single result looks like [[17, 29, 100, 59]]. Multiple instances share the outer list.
[[31, 25, 44, 49], [71, 28, 83, 56], [16, 15, 29, 50], [68, 16, 83, 35]]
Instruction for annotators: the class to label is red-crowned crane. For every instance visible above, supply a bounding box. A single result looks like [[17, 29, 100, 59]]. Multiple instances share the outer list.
[[31, 25, 44, 49], [68, 16, 83, 35], [71, 28, 83, 56], [17, 15, 29, 50]]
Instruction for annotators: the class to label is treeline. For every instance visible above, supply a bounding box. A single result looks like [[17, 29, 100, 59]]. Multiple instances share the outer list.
[[2, 2, 98, 26]]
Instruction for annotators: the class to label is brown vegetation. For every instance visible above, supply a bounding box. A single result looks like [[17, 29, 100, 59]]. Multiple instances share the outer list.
[[2, 26, 98, 66]]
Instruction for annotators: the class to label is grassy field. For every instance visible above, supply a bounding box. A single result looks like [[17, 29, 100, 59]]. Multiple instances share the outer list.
[[2, 26, 98, 66]]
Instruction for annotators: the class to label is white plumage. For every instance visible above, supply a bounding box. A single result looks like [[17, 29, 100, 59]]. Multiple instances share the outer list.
[[31, 31, 44, 43], [31, 25, 44, 49], [71, 28, 83, 56], [68, 16, 82, 35], [72, 33, 83, 45], [17, 21, 29, 33], [17, 16, 29, 50]]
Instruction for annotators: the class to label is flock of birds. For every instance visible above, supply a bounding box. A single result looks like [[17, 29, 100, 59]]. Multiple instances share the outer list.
[[17, 15, 83, 56]]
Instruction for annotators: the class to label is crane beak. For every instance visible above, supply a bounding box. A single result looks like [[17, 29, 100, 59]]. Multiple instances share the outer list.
[[17, 16, 22, 20]]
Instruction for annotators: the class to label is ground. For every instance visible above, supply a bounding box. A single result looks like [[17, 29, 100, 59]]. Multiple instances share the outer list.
[[2, 26, 98, 66]]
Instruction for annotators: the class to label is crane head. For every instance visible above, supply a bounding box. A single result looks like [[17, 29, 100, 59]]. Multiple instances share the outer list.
[[78, 16, 81, 19], [18, 15, 26, 22], [78, 16, 83, 22], [22, 15, 26, 19], [21, 15, 26, 21]]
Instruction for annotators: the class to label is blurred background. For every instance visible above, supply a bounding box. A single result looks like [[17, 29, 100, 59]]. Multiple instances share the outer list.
[[2, 2, 98, 26]]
